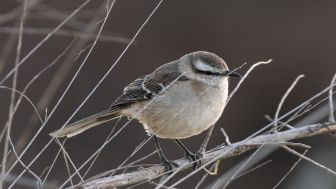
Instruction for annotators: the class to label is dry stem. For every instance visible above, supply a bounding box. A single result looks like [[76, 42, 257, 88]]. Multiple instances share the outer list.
[[77, 122, 336, 189]]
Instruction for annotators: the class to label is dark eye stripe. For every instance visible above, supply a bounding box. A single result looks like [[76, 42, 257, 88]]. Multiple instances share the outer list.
[[195, 69, 222, 76]]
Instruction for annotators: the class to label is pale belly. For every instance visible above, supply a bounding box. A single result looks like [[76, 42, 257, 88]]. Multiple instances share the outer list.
[[124, 80, 228, 139]]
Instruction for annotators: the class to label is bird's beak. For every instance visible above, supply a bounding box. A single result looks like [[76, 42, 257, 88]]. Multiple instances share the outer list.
[[224, 70, 241, 78]]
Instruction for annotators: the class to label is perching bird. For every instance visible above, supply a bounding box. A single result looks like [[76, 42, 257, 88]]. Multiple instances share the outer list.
[[50, 51, 240, 171]]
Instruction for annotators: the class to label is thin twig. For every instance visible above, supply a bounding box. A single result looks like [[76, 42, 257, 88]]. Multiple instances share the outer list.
[[274, 75, 305, 127], [42, 141, 64, 183], [194, 163, 218, 189], [55, 139, 83, 182], [272, 149, 308, 189], [0, 86, 43, 123], [247, 142, 310, 149], [148, 181, 175, 189], [264, 115, 295, 130], [1, 1, 27, 188], [7, 137, 42, 187], [119, 139, 150, 175], [209, 75, 336, 187], [220, 128, 231, 145], [235, 159, 273, 180], [1, 38, 76, 156], [0, 27, 131, 44], [32, 2, 88, 30], [62, 146, 74, 187], [83, 117, 121, 178], [2, 0, 110, 184], [11, 0, 110, 164], [0, 0, 91, 85], [328, 73, 336, 122], [281, 145, 336, 176], [226, 59, 272, 104], [221, 146, 264, 189], [0, 0, 41, 25], [197, 125, 215, 155]]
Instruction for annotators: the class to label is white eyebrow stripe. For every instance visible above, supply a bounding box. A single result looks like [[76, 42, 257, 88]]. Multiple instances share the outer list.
[[194, 59, 214, 72]]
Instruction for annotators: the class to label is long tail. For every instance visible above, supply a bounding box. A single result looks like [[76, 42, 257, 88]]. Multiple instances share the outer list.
[[50, 109, 121, 138]]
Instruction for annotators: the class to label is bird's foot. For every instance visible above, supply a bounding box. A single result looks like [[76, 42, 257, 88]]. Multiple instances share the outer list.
[[184, 152, 202, 169], [161, 159, 179, 174]]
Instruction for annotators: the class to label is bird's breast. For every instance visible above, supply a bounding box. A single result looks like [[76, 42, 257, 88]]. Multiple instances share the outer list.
[[125, 80, 228, 139]]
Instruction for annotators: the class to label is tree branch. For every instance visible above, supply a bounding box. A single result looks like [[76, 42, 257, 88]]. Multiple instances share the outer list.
[[76, 122, 336, 189]]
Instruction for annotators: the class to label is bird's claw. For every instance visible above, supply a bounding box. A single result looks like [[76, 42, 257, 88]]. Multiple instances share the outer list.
[[162, 159, 179, 174], [185, 152, 202, 169]]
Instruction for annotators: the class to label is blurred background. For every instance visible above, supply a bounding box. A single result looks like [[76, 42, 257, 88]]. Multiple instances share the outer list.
[[0, 0, 336, 188]]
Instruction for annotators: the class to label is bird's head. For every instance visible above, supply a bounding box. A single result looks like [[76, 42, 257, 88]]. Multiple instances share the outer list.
[[178, 51, 240, 86]]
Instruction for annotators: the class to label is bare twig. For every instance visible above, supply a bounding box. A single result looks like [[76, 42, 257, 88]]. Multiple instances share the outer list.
[[0, 86, 43, 124], [209, 76, 336, 188], [0, 27, 131, 44], [11, 0, 110, 164], [32, 3, 90, 30], [77, 122, 336, 188], [265, 115, 295, 130], [62, 147, 74, 187], [197, 125, 214, 155], [221, 146, 265, 189], [55, 139, 83, 182], [274, 75, 305, 128], [109, 138, 149, 176], [272, 149, 308, 189], [226, 59, 272, 104], [83, 117, 121, 178], [203, 160, 220, 176], [3, 0, 113, 183], [281, 145, 336, 176], [235, 159, 273, 180], [0, 0, 41, 25], [0, 0, 91, 85], [7, 137, 42, 187], [220, 128, 231, 145], [0, 38, 75, 153], [1, 1, 27, 188], [328, 73, 336, 122], [42, 141, 64, 183], [194, 162, 218, 189]]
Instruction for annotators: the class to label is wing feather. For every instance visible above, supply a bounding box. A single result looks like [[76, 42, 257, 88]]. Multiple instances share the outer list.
[[110, 61, 189, 109]]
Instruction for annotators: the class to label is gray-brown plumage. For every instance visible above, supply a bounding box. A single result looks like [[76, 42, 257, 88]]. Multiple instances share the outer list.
[[50, 51, 239, 139]]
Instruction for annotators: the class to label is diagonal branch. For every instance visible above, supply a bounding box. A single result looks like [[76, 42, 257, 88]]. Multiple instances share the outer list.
[[76, 122, 336, 189]]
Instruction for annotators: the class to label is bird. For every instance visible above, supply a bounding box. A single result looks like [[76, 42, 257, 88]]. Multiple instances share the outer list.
[[50, 51, 240, 171]]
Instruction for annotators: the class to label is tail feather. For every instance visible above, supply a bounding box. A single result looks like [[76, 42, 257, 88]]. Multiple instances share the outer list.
[[50, 109, 121, 138]]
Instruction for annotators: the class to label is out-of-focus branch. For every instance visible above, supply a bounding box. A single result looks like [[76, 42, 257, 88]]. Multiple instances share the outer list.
[[76, 122, 336, 189]]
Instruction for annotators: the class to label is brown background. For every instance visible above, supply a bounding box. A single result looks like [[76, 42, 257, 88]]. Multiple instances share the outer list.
[[0, 0, 336, 188]]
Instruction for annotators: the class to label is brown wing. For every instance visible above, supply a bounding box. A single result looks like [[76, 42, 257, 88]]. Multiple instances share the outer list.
[[110, 61, 189, 110]]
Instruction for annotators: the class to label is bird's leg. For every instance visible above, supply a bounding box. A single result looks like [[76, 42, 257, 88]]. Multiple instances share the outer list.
[[153, 136, 178, 173], [197, 125, 214, 156], [174, 139, 202, 169]]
